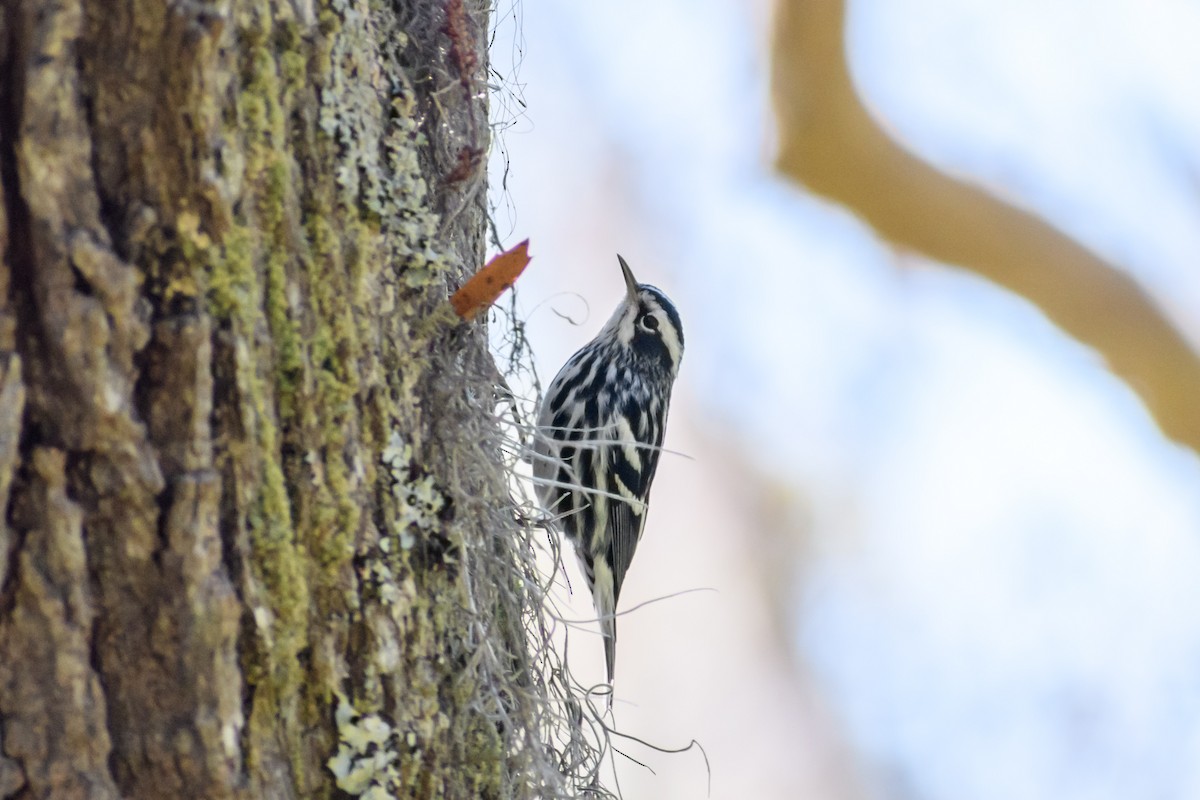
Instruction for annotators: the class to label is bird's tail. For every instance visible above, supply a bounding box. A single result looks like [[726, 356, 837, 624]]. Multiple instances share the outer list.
[[591, 573, 618, 705], [600, 608, 616, 687], [589, 559, 619, 706]]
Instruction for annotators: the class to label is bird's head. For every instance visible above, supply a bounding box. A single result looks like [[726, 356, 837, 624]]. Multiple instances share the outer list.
[[597, 255, 684, 377]]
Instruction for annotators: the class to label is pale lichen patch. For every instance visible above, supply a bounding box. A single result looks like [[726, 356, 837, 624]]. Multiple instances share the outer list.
[[327, 695, 403, 798], [382, 430, 446, 546]]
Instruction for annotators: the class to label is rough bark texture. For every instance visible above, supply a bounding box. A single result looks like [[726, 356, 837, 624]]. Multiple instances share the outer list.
[[772, 0, 1200, 453], [0, 0, 540, 797]]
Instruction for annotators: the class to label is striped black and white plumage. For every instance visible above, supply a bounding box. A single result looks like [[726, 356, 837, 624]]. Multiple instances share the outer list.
[[534, 255, 684, 687]]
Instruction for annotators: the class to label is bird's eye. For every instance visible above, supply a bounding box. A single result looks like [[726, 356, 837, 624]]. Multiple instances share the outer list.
[[640, 314, 659, 331]]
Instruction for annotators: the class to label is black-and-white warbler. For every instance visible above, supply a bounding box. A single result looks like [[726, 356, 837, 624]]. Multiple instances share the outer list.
[[534, 255, 684, 687]]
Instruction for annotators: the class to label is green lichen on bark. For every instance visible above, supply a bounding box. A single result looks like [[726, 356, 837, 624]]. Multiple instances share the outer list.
[[200, 0, 508, 793]]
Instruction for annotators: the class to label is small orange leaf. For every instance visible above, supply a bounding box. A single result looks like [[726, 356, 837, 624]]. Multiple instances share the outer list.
[[451, 239, 531, 320]]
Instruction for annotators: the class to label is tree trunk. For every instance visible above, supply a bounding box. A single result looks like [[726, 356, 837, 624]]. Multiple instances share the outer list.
[[0, 1, 561, 797]]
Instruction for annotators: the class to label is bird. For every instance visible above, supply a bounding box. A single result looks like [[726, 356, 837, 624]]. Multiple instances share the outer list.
[[533, 254, 684, 690]]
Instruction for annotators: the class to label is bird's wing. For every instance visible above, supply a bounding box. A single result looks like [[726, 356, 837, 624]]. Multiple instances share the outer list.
[[606, 501, 643, 602], [605, 395, 668, 600]]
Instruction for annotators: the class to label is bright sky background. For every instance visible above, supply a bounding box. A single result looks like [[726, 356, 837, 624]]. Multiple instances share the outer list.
[[488, 1, 1200, 798]]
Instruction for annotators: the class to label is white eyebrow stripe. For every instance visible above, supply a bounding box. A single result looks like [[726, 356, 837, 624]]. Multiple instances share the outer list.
[[653, 306, 683, 369]]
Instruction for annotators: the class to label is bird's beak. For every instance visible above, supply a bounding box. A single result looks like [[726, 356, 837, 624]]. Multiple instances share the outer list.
[[617, 254, 639, 301]]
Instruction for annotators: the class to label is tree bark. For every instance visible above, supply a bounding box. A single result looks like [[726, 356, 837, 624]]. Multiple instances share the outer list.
[[0, 0, 549, 798]]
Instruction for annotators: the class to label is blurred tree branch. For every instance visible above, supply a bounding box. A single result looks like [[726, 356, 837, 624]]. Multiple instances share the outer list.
[[771, 0, 1200, 452]]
